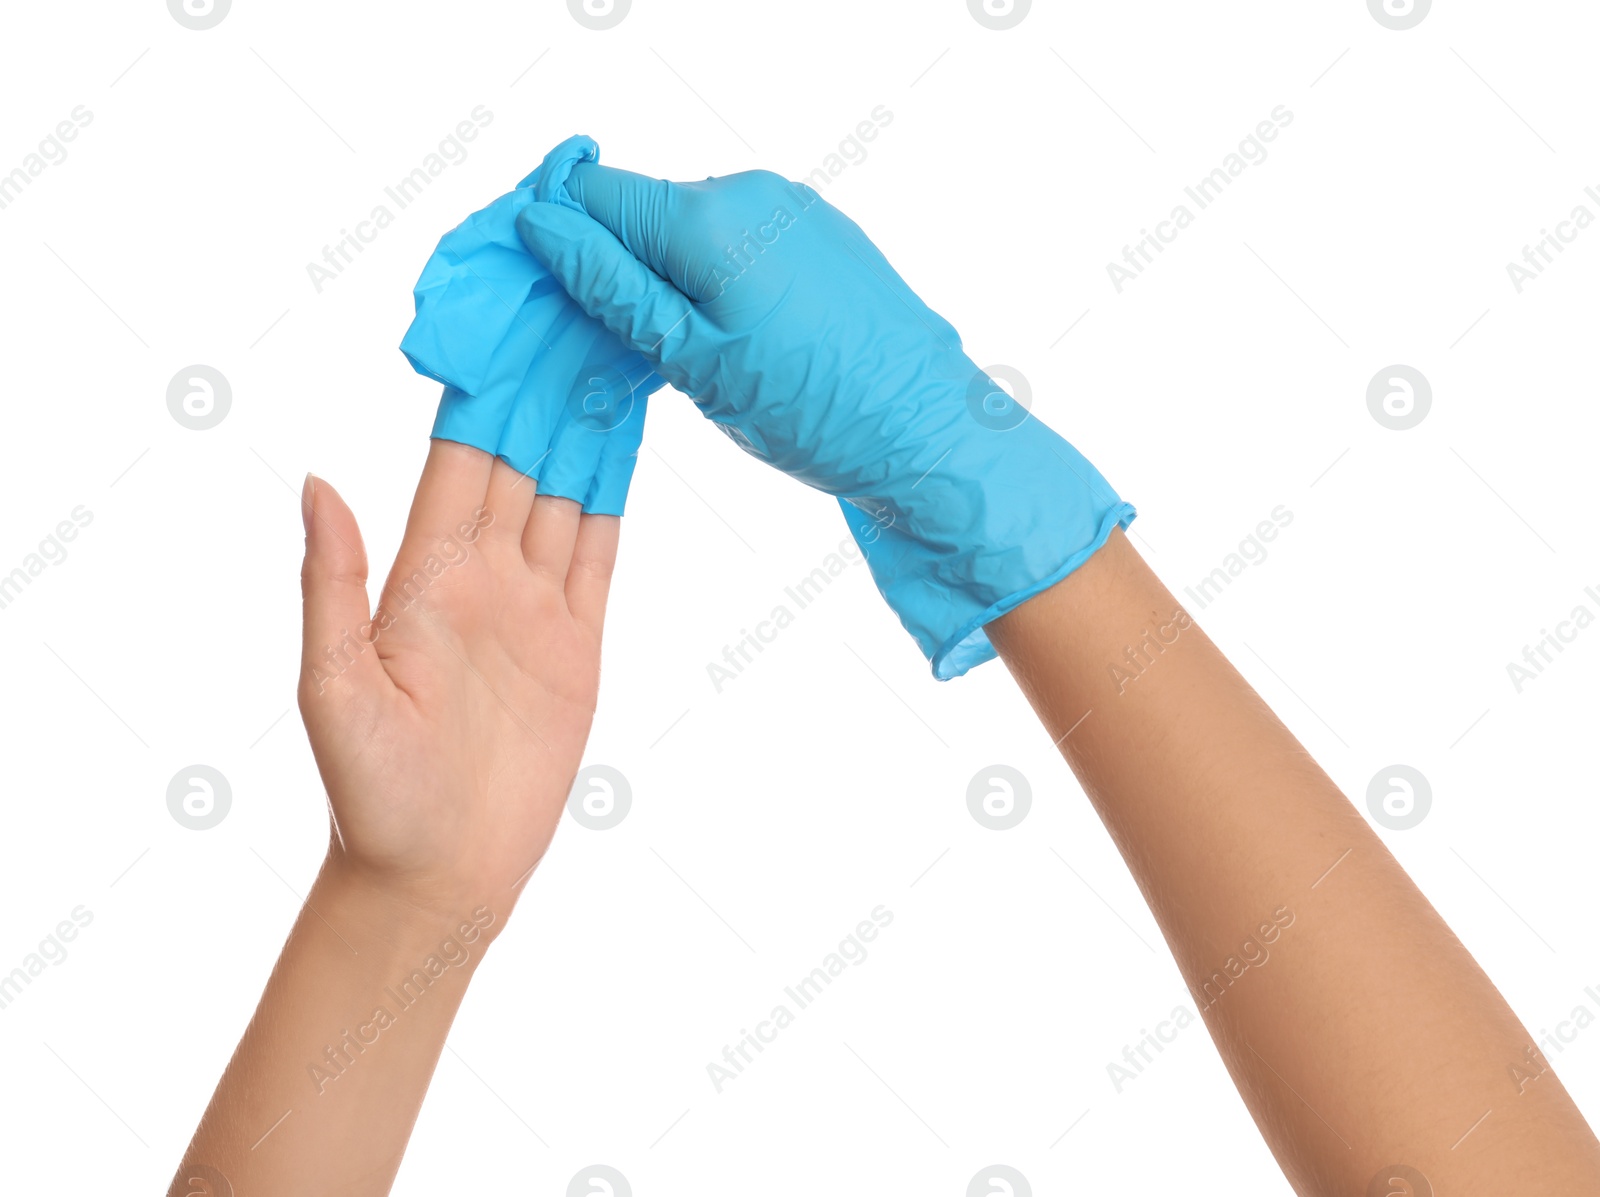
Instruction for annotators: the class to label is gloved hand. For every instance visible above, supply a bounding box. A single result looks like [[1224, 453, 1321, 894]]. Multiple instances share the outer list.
[[400, 136, 665, 515], [517, 136, 1134, 678]]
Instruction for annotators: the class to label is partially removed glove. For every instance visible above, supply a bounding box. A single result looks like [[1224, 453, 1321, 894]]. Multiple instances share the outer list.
[[517, 139, 1135, 678], [400, 135, 665, 515]]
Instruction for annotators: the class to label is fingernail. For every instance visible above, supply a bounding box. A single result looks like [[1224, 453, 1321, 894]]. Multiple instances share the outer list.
[[302, 473, 317, 536]]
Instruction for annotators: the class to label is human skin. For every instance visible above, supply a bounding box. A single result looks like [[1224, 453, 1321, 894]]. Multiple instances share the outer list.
[[170, 441, 1600, 1193], [170, 441, 621, 1196], [987, 526, 1600, 1195]]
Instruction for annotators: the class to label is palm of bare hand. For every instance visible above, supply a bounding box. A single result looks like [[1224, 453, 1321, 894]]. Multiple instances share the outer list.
[[296, 441, 619, 914]]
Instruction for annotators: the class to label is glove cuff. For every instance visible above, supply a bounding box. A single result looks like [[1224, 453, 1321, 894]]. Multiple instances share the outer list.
[[931, 498, 1136, 679], [841, 420, 1135, 679]]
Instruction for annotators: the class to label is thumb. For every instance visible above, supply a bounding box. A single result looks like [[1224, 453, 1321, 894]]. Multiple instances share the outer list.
[[559, 163, 724, 303], [560, 164, 678, 280], [563, 163, 829, 305], [299, 474, 380, 700], [517, 201, 701, 364]]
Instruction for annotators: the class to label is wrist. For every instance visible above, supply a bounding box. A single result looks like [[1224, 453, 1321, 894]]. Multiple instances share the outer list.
[[310, 854, 508, 966]]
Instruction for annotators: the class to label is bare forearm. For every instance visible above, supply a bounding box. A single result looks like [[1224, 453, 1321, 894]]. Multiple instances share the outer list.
[[988, 528, 1600, 1194], [172, 858, 497, 1197]]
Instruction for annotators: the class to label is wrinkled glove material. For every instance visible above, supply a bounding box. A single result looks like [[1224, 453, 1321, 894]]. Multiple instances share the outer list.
[[515, 138, 1135, 678], [400, 135, 663, 515]]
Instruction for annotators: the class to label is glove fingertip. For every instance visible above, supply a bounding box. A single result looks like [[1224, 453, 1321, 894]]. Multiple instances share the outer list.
[[514, 200, 582, 254]]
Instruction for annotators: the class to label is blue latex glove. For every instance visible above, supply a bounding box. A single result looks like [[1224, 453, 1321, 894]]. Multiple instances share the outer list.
[[400, 136, 666, 515], [516, 137, 1135, 678]]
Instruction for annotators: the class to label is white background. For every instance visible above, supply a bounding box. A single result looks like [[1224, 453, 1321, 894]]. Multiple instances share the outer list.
[[1, 1, 1597, 1192]]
